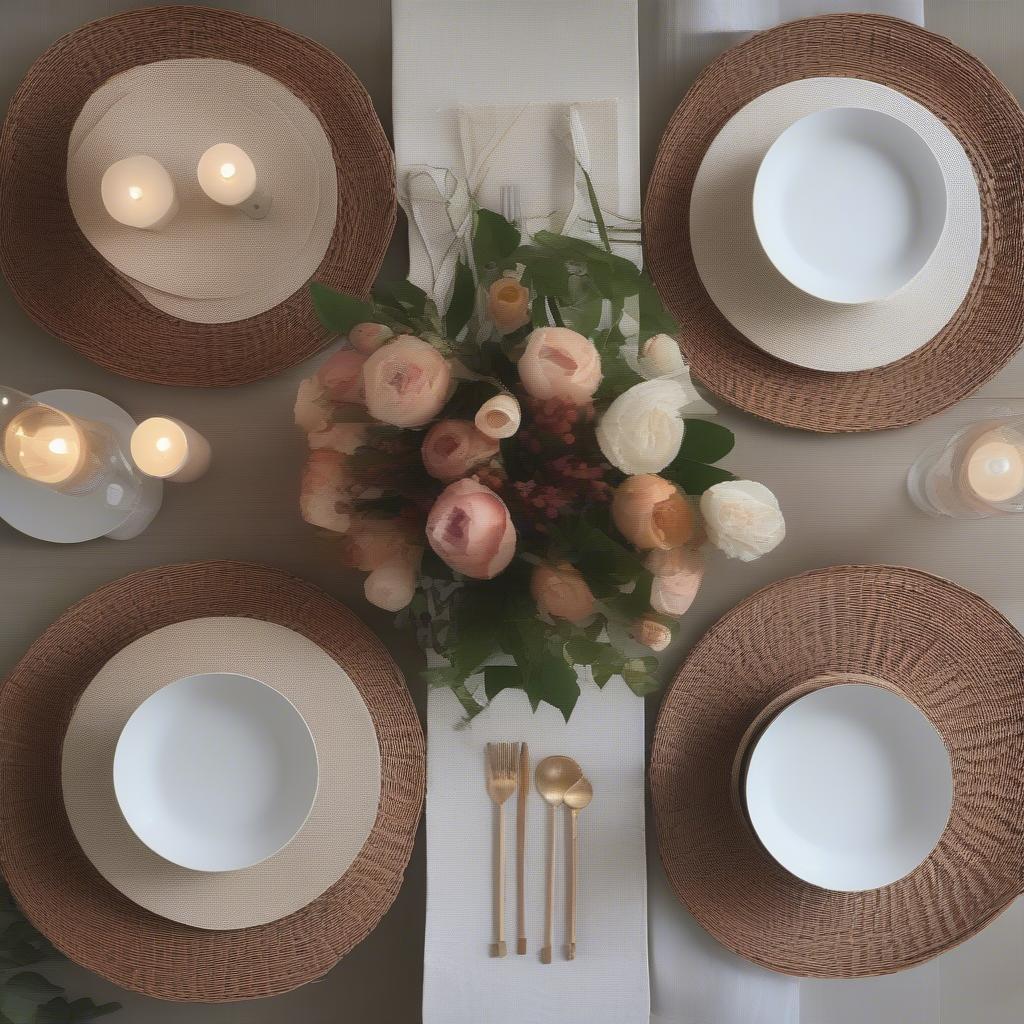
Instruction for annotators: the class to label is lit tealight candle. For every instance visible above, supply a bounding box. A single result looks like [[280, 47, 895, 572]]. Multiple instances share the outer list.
[[966, 438, 1024, 503], [197, 143, 264, 210], [101, 155, 179, 230], [2, 405, 87, 486], [130, 417, 211, 483]]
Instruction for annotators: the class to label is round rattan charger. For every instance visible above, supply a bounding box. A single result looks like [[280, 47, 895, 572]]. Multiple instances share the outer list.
[[0, 6, 396, 387], [0, 562, 424, 1001], [645, 14, 1024, 432], [650, 564, 1024, 977]]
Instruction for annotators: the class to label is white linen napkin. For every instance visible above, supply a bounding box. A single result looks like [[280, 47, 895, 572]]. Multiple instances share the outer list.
[[393, 3, 648, 1023]]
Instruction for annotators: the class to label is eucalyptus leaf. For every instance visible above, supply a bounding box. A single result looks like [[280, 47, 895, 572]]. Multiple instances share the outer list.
[[309, 282, 375, 337]]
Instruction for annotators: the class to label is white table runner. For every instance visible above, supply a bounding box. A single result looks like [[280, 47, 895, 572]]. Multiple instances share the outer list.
[[393, 3, 647, 1023]]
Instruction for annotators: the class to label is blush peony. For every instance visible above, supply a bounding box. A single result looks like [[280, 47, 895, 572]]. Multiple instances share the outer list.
[[518, 327, 602, 405], [530, 563, 596, 623], [348, 322, 394, 355], [421, 419, 499, 482], [300, 450, 354, 534], [316, 347, 367, 404], [426, 478, 516, 579], [363, 335, 452, 428], [612, 474, 695, 551], [487, 277, 531, 334], [648, 546, 704, 616]]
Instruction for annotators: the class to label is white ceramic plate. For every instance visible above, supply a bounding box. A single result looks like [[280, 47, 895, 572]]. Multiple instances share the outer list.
[[753, 107, 948, 304], [113, 671, 319, 873], [744, 683, 953, 891]]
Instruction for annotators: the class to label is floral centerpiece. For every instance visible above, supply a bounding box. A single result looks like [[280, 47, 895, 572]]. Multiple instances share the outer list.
[[295, 198, 784, 720]]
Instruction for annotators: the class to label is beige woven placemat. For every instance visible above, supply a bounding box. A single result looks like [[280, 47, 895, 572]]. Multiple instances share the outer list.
[[61, 617, 381, 931], [644, 13, 1024, 431], [0, 561, 424, 1002], [690, 77, 981, 373], [650, 564, 1024, 978], [67, 59, 337, 323]]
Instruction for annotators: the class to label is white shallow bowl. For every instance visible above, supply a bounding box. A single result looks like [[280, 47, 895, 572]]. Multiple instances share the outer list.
[[753, 107, 948, 304], [113, 672, 319, 872], [744, 683, 953, 891]]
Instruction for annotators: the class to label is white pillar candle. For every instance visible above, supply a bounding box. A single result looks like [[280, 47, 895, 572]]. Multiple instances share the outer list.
[[966, 438, 1024, 503], [101, 155, 179, 230], [130, 417, 211, 483], [196, 143, 259, 206], [2, 405, 87, 486]]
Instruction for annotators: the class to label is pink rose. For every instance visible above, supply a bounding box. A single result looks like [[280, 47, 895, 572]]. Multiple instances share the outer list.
[[487, 277, 530, 334], [308, 422, 370, 456], [648, 547, 704, 616], [348, 322, 394, 355], [363, 335, 452, 428], [421, 419, 499, 482], [316, 347, 367, 404], [518, 327, 602, 405], [531, 563, 595, 624], [426, 478, 516, 579], [300, 450, 353, 534], [612, 474, 696, 551]]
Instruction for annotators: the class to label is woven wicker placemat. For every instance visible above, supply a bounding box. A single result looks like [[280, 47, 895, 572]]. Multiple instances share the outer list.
[[0, 6, 396, 387], [0, 562, 424, 1002], [645, 14, 1024, 432], [650, 565, 1024, 977]]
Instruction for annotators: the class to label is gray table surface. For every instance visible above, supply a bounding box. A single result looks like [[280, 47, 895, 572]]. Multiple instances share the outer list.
[[2, 2, 1024, 1022]]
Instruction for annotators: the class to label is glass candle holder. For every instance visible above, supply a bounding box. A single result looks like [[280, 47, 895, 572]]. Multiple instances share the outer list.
[[0, 386, 149, 509], [907, 417, 1024, 518]]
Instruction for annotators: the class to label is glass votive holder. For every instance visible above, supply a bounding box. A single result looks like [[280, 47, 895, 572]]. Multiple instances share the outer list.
[[907, 417, 1024, 519]]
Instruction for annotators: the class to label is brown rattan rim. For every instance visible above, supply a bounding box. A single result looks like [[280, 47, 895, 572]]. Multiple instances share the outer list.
[[0, 561, 424, 1001], [0, 6, 396, 387], [650, 564, 1024, 977], [644, 14, 1024, 432]]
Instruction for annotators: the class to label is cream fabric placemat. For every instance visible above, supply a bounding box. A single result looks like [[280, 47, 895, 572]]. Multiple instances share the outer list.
[[690, 77, 981, 374], [67, 59, 337, 323], [61, 616, 381, 931]]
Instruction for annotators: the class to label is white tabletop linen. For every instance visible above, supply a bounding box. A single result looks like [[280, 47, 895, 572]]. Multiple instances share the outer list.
[[393, 3, 648, 1023]]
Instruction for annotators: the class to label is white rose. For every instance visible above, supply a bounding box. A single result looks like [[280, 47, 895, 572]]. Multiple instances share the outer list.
[[700, 480, 785, 562], [596, 378, 693, 474], [638, 333, 686, 379]]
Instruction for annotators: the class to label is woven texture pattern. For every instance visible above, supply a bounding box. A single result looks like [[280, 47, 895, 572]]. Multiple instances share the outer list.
[[0, 5, 396, 386], [650, 565, 1024, 977], [645, 14, 1024, 432], [0, 562, 424, 1001]]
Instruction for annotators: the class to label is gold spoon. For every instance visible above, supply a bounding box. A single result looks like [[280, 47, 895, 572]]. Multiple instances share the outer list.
[[535, 755, 582, 964], [563, 776, 593, 960]]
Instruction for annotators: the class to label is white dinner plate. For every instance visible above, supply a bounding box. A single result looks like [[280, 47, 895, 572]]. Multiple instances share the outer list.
[[753, 107, 948, 304], [689, 77, 982, 372], [113, 671, 319, 872], [744, 683, 953, 891]]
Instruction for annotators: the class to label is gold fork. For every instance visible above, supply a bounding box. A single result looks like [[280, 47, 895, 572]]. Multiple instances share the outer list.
[[486, 741, 519, 957]]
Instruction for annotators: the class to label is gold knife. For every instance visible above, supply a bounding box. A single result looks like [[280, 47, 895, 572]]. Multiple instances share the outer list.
[[516, 742, 529, 955]]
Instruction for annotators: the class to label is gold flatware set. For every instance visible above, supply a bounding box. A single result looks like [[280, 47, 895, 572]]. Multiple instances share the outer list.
[[486, 742, 592, 962]]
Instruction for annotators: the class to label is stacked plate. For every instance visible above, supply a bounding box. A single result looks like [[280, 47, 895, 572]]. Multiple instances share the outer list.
[[645, 14, 1024, 431], [0, 562, 424, 1001]]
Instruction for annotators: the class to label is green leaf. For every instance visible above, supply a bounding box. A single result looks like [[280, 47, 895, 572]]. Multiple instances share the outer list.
[[676, 419, 735, 464], [563, 636, 608, 667], [446, 262, 476, 338], [373, 279, 430, 319], [309, 282, 375, 336], [521, 257, 570, 299], [579, 164, 611, 253], [531, 294, 549, 328], [422, 666, 461, 688], [474, 209, 521, 275], [661, 457, 734, 495], [484, 665, 523, 701], [561, 295, 603, 338], [637, 275, 678, 343], [546, 295, 565, 328]]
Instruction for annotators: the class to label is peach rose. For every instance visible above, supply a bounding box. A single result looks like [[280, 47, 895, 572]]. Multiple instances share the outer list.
[[364, 550, 421, 612], [531, 563, 596, 624], [294, 377, 331, 434], [474, 394, 521, 440], [316, 347, 367, 404], [487, 277, 530, 334], [612, 474, 695, 551], [300, 450, 353, 534], [349, 322, 394, 355], [426, 478, 516, 579], [308, 422, 370, 455], [363, 335, 452, 428], [421, 419, 499, 482], [518, 327, 602, 405], [632, 617, 672, 652], [341, 519, 420, 572], [648, 547, 704, 616]]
